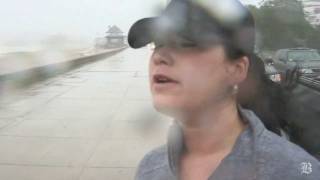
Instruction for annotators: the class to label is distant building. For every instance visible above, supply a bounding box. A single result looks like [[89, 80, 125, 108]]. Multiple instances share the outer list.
[[105, 25, 126, 47], [95, 25, 126, 49], [299, 0, 320, 26]]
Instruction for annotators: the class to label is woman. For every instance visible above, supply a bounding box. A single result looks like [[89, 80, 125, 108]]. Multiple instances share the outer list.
[[128, 0, 319, 179]]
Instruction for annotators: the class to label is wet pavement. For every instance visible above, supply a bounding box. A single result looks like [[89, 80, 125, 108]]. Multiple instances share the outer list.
[[0, 48, 171, 180]]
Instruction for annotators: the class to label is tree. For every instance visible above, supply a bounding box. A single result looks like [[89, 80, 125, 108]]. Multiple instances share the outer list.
[[248, 0, 320, 51]]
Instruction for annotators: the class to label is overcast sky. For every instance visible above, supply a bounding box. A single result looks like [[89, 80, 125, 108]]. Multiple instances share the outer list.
[[0, 0, 260, 44]]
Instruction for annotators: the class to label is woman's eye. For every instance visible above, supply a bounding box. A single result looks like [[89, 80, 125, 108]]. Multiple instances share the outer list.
[[154, 43, 164, 49], [179, 42, 197, 48], [175, 38, 197, 48]]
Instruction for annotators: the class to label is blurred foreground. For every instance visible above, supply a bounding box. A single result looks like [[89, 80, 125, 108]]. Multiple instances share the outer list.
[[0, 48, 170, 180]]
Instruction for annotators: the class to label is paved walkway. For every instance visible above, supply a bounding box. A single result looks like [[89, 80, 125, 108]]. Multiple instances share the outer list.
[[0, 48, 171, 180]]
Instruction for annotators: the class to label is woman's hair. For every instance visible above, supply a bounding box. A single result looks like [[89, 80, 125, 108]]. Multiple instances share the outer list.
[[224, 45, 289, 135]]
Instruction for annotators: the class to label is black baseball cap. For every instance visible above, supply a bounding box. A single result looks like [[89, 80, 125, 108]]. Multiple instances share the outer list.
[[128, 0, 255, 54]]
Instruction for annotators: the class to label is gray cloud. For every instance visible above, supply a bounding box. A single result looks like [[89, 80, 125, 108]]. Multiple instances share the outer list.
[[0, 0, 258, 44]]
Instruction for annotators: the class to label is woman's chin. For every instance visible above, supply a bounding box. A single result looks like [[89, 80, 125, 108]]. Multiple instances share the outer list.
[[152, 96, 183, 117]]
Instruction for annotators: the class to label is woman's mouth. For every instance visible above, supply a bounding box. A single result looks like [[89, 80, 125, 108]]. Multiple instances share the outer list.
[[153, 74, 178, 84], [152, 74, 180, 91]]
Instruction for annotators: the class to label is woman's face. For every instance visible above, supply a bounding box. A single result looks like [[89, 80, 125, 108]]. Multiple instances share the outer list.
[[149, 44, 247, 117]]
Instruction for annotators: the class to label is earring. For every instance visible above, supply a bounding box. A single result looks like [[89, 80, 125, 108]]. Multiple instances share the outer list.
[[233, 85, 239, 94]]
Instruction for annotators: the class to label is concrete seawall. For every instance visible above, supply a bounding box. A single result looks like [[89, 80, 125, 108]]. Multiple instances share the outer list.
[[0, 47, 127, 89]]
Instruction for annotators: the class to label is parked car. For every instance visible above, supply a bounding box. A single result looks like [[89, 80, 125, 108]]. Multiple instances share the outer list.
[[273, 48, 320, 78], [259, 55, 281, 83], [265, 63, 281, 83], [283, 70, 320, 159]]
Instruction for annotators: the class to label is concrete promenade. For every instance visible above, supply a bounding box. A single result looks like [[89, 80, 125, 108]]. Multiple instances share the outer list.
[[0, 48, 171, 180]]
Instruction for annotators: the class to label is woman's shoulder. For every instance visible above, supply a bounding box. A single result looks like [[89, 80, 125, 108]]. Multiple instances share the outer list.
[[135, 145, 172, 179], [256, 129, 320, 179]]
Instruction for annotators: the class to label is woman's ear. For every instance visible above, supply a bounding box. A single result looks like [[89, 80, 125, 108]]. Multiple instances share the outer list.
[[229, 56, 250, 84]]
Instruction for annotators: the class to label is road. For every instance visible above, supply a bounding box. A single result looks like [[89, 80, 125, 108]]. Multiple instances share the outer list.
[[0, 48, 171, 180]]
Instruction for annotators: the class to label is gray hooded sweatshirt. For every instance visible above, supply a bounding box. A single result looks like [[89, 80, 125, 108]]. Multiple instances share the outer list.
[[135, 108, 320, 180]]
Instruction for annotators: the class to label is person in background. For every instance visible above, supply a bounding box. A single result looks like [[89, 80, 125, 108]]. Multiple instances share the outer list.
[[128, 0, 320, 179]]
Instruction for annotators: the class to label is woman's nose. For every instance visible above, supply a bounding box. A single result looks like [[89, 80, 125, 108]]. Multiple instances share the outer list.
[[152, 48, 174, 66]]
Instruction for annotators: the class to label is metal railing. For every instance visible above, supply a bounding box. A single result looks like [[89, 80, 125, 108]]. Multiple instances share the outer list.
[[298, 75, 320, 91]]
